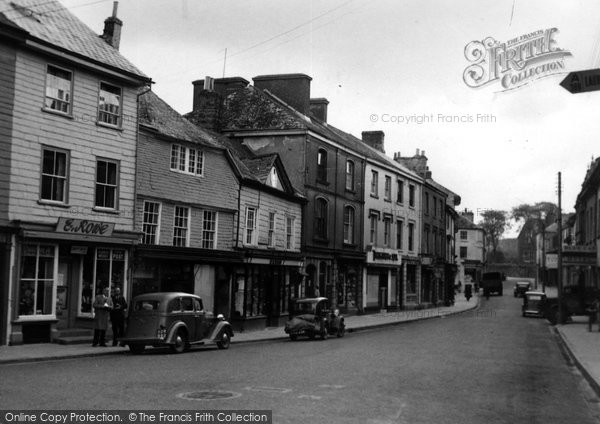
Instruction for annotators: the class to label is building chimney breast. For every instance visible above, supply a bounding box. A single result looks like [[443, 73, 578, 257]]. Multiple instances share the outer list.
[[253, 73, 312, 116], [310, 98, 329, 123], [102, 1, 122, 50], [361, 131, 385, 153]]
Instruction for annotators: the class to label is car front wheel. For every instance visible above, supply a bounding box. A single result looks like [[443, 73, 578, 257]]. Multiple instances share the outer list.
[[170, 329, 187, 354], [217, 332, 230, 350]]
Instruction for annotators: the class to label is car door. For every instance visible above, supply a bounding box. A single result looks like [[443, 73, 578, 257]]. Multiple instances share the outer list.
[[180, 296, 197, 341], [193, 298, 210, 340]]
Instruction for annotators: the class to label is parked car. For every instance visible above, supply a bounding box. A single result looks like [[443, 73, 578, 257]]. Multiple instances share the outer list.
[[543, 285, 600, 324], [513, 281, 531, 298], [522, 291, 547, 318], [120, 292, 233, 354], [284, 297, 345, 340]]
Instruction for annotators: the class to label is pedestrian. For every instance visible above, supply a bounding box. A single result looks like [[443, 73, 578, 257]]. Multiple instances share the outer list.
[[464, 284, 472, 302], [92, 287, 113, 347], [110, 286, 127, 346], [587, 297, 600, 332]]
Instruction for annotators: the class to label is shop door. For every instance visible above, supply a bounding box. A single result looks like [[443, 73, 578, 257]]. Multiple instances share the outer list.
[[56, 260, 71, 329]]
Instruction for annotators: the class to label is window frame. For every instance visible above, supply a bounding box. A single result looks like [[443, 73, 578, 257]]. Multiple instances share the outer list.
[[44, 64, 73, 116], [370, 170, 379, 197], [317, 148, 328, 182], [40, 146, 69, 204], [245, 207, 258, 246], [384, 175, 392, 201], [202, 210, 218, 249], [345, 160, 355, 191], [409, 184, 415, 207], [286, 216, 294, 250], [343, 205, 355, 244], [397, 179, 404, 204], [170, 144, 204, 176], [369, 212, 379, 245], [94, 158, 119, 210], [383, 215, 392, 247], [396, 219, 404, 250], [173, 205, 190, 247], [97, 81, 122, 128], [267, 211, 276, 248], [142, 201, 161, 245], [314, 197, 329, 240]]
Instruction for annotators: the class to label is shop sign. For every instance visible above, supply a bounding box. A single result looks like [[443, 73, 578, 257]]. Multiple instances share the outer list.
[[367, 249, 401, 265], [56, 217, 115, 236], [563, 254, 596, 266], [71, 245, 88, 255], [545, 253, 557, 269]]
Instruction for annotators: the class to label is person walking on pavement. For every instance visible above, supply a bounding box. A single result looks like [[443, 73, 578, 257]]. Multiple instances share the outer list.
[[110, 286, 127, 346], [92, 287, 113, 347], [464, 284, 472, 302], [587, 297, 600, 332]]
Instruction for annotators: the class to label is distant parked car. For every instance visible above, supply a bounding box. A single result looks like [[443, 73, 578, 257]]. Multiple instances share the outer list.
[[522, 291, 547, 318], [514, 281, 531, 298], [120, 292, 233, 354], [285, 297, 345, 340]]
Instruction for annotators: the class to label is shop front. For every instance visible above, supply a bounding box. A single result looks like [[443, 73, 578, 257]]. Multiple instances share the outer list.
[[132, 246, 242, 321], [231, 251, 304, 332], [363, 248, 401, 311], [8, 219, 138, 345]]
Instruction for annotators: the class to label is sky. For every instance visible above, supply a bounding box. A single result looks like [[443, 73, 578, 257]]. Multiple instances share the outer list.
[[61, 0, 600, 237]]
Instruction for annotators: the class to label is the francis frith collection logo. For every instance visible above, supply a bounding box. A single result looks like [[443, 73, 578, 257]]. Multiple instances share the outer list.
[[463, 28, 572, 91]]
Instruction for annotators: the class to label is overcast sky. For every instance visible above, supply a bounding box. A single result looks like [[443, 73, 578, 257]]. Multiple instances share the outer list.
[[63, 0, 600, 236]]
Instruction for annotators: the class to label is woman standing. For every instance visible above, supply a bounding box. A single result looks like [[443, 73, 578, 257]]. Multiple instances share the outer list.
[[92, 287, 113, 347]]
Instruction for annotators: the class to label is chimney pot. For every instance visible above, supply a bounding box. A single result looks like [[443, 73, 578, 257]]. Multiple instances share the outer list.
[[416, 148, 420, 156], [102, 1, 122, 50]]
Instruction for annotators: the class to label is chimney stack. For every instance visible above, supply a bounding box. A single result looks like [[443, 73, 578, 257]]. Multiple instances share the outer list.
[[362, 131, 385, 153], [102, 1, 122, 50], [310, 98, 329, 123], [253, 74, 312, 116], [461, 208, 475, 223], [394, 148, 430, 178], [189, 76, 249, 131]]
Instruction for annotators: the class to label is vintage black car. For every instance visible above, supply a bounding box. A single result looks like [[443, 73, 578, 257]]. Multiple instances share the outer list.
[[513, 281, 531, 298], [522, 291, 547, 318], [284, 297, 345, 340], [120, 292, 233, 354]]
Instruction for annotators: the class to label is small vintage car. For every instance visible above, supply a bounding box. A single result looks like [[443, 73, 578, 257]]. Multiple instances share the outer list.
[[522, 291, 547, 318], [120, 292, 233, 354], [284, 297, 345, 340], [513, 281, 531, 298]]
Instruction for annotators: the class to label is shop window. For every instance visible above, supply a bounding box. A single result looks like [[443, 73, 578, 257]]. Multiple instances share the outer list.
[[244, 267, 266, 317], [406, 264, 417, 294], [19, 244, 57, 317], [78, 248, 127, 317]]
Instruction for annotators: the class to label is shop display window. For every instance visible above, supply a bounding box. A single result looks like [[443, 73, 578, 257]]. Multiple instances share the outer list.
[[19, 244, 57, 318]]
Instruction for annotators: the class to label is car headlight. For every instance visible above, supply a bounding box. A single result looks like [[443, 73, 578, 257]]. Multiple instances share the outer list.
[[157, 327, 167, 340]]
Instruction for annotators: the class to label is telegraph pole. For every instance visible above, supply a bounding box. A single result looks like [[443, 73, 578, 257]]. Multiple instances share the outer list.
[[557, 172, 563, 324]]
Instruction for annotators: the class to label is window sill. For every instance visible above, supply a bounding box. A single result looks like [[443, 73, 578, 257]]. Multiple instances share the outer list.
[[343, 242, 358, 248], [13, 316, 58, 324], [316, 179, 330, 186], [41, 107, 73, 119], [384, 198, 392, 203], [37, 200, 71, 208], [313, 237, 329, 244], [345, 189, 356, 195], [92, 207, 120, 215], [96, 121, 124, 131]]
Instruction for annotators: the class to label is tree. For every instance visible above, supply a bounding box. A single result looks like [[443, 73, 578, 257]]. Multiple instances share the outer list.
[[511, 202, 557, 230], [480, 209, 509, 256]]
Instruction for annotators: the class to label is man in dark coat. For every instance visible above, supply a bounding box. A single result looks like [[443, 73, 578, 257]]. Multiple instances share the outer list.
[[110, 286, 127, 346], [92, 287, 113, 347]]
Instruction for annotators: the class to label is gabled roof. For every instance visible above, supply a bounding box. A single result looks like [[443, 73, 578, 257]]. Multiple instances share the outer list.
[[217, 85, 421, 181], [241, 154, 278, 183], [456, 214, 482, 230], [138, 90, 222, 149], [1, 0, 148, 81], [425, 177, 461, 206]]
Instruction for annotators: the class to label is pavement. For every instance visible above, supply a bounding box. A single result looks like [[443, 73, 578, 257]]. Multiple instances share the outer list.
[[2, 292, 600, 402]]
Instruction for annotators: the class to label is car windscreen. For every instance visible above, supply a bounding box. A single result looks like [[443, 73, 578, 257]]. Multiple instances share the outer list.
[[134, 300, 160, 311], [528, 295, 543, 301]]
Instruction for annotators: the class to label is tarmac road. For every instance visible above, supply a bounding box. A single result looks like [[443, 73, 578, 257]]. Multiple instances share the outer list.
[[1, 283, 599, 423]]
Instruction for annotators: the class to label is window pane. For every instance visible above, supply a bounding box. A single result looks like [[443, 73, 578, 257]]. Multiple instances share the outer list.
[[98, 82, 121, 126], [45, 66, 72, 113]]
